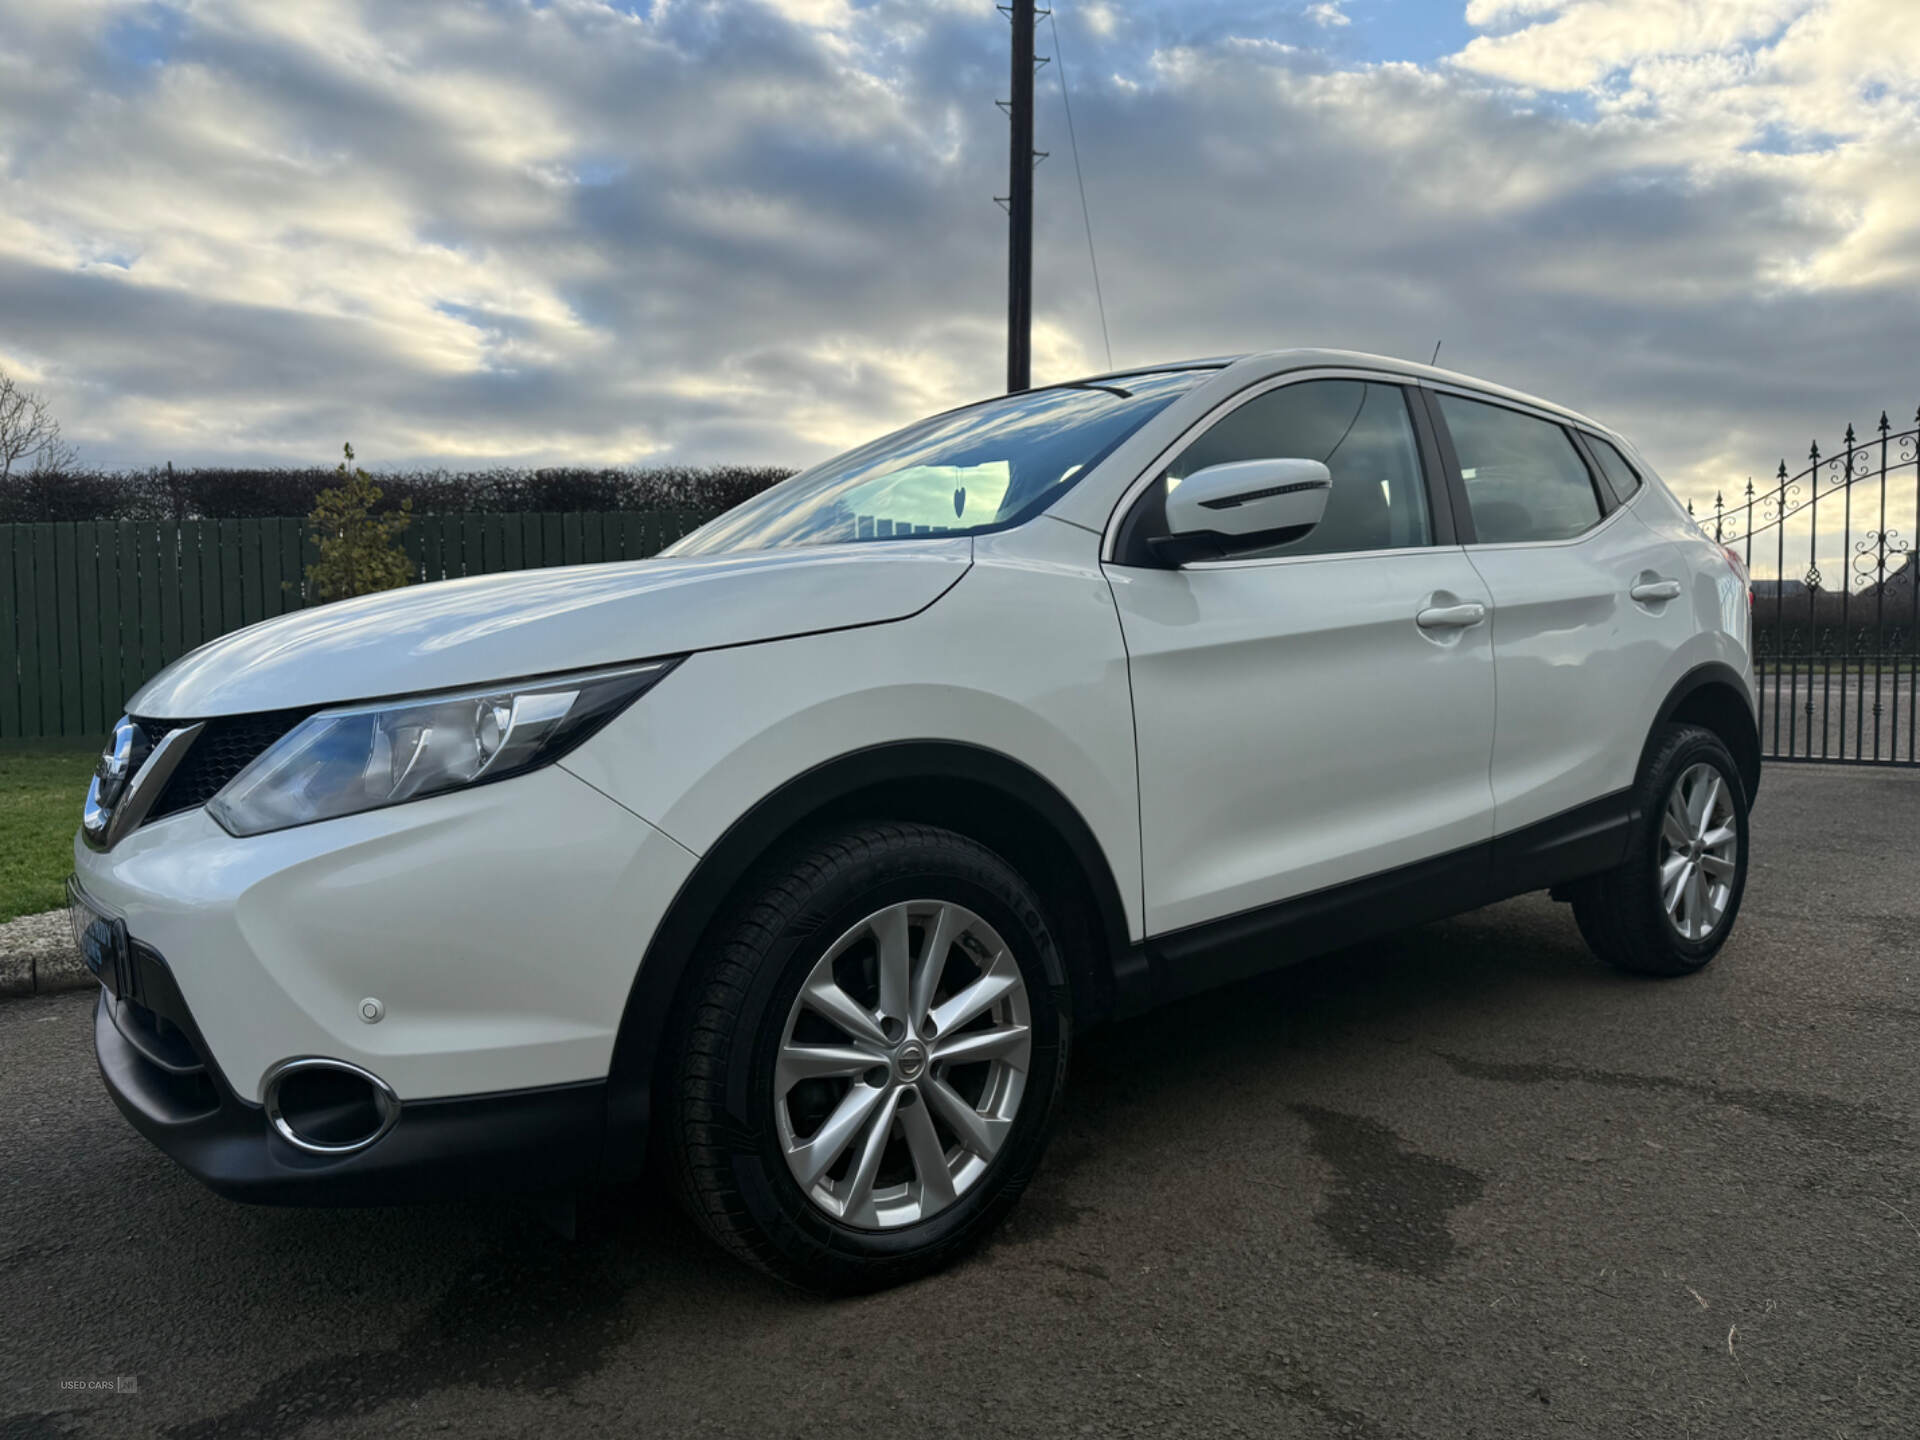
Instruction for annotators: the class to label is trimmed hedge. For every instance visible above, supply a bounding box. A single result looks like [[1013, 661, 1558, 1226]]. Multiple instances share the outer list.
[[0, 464, 795, 523]]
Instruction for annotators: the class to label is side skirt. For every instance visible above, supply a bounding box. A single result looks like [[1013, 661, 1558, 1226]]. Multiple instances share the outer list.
[[1128, 789, 1634, 1011]]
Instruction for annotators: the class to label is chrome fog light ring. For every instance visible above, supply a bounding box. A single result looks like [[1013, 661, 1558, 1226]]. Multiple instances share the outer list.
[[261, 1056, 402, 1156]]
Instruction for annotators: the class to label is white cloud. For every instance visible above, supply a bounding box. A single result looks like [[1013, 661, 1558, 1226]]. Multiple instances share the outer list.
[[1453, 0, 1810, 94], [1441, 1, 1920, 292], [0, 0, 1912, 526], [1462, 0, 1568, 28], [1304, 2, 1350, 27], [1079, 2, 1119, 39]]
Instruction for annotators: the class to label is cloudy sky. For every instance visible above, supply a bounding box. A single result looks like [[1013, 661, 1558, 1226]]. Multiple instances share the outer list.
[[1, 0, 1916, 513]]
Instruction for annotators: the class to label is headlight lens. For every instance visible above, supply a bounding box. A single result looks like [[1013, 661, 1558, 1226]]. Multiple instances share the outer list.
[[207, 659, 679, 837]]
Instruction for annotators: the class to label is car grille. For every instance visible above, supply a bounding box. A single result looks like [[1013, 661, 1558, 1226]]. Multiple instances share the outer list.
[[132, 709, 313, 822]]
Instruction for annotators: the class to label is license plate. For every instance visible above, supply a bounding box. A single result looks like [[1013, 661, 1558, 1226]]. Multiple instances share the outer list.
[[66, 878, 130, 997]]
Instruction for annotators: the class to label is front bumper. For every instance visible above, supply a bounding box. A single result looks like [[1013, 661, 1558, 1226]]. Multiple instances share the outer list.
[[90, 942, 605, 1204], [70, 762, 700, 1202], [69, 764, 697, 1106]]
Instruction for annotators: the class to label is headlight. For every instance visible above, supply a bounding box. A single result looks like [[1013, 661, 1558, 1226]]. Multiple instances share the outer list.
[[207, 659, 679, 837]]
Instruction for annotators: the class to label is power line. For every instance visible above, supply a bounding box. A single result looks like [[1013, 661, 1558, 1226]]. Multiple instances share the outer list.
[[1047, 6, 1112, 372]]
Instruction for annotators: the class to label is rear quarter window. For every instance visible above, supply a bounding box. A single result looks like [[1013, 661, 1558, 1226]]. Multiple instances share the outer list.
[[1586, 435, 1644, 502]]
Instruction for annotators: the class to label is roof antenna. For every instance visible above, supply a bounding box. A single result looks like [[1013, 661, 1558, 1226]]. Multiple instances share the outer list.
[[1430, 340, 1443, 366]]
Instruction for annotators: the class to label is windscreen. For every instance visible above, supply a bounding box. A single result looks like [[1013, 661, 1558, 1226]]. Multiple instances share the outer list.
[[665, 370, 1208, 557]]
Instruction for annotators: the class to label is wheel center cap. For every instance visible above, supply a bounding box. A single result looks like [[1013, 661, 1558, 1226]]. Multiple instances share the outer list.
[[893, 1041, 927, 1083]]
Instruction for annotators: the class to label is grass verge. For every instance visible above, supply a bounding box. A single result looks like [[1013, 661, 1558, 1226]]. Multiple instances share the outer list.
[[1, 746, 94, 923]]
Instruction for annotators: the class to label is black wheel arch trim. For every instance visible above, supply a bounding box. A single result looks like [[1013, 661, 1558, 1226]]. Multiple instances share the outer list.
[[1645, 661, 1761, 801], [601, 739, 1136, 1179]]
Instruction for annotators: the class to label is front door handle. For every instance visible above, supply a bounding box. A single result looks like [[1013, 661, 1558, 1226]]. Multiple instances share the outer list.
[[1416, 602, 1487, 630], [1630, 578, 1683, 603]]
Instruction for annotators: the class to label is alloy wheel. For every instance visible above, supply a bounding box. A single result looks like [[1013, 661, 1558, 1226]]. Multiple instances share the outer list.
[[1657, 762, 1739, 941], [773, 900, 1032, 1230]]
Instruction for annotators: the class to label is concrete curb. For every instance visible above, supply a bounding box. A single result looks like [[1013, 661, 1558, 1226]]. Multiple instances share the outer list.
[[0, 909, 94, 999]]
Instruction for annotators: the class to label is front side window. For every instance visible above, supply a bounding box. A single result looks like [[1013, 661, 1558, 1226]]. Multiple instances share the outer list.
[[1133, 379, 1431, 561], [666, 370, 1207, 557], [1437, 395, 1604, 544], [1587, 435, 1644, 502]]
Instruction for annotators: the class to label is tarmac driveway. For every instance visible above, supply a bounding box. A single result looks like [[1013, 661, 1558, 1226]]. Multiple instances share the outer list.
[[3, 764, 1916, 1438]]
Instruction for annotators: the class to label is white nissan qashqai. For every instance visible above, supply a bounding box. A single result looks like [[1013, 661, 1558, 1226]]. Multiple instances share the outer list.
[[71, 349, 1757, 1291]]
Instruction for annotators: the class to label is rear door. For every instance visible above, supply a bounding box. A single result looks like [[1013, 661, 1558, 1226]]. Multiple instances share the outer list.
[[1424, 389, 1696, 837], [1106, 375, 1498, 938]]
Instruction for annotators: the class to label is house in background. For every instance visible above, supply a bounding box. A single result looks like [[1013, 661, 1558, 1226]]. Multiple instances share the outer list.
[[1881, 552, 1918, 600]]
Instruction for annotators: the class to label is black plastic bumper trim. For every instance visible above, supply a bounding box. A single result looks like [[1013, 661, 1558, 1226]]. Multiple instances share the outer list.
[[1137, 788, 1636, 1009], [94, 989, 607, 1207], [106, 994, 204, 1076]]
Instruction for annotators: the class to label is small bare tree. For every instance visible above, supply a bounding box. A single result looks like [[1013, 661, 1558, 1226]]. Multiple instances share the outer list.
[[0, 370, 76, 481]]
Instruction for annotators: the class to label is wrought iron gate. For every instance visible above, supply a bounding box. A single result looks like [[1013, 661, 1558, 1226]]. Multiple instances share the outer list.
[[1706, 410, 1919, 766]]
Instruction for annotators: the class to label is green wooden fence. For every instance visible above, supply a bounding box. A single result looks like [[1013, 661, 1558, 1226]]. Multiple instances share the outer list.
[[0, 510, 709, 741]]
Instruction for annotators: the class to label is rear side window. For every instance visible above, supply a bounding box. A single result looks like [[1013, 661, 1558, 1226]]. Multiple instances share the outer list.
[[1437, 394, 1603, 544], [1586, 435, 1643, 501]]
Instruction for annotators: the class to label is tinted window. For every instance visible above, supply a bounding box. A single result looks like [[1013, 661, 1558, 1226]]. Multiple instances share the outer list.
[[1587, 435, 1643, 501], [666, 370, 1207, 556], [1438, 395, 1603, 544], [1157, 380, 1430, 559]]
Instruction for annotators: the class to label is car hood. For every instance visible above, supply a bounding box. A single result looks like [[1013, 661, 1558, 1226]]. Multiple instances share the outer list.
[[127, 538, 972, 718]]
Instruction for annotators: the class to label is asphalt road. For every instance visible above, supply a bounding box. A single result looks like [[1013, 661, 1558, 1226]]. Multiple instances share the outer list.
[[4, 765, 1917, 1439]]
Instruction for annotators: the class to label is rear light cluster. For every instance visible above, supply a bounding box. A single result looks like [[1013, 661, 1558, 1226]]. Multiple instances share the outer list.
[[1723, 546, 1751, 607]]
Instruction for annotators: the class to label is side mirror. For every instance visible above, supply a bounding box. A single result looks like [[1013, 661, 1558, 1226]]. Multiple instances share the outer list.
[[1153, 458, 1332, 564]]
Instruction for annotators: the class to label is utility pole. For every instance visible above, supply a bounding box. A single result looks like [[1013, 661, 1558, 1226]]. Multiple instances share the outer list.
[[1002, 0, 1038, 393]]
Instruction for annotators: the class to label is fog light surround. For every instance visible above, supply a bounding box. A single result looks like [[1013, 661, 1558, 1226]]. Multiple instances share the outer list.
[[262, 1057, 401, 1156]]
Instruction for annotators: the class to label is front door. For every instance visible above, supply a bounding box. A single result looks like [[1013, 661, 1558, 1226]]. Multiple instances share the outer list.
[[1106, 376, 1498, 939]]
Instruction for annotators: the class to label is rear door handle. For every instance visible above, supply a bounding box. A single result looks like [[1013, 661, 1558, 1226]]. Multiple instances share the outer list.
[[1416, 602, 1486, 630], [1630, 578, 1683, 603]]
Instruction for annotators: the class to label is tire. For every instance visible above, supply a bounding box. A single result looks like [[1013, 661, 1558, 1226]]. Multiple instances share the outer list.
[[666, 821, 1071, 1293], [1571, 723, 1750, 977]]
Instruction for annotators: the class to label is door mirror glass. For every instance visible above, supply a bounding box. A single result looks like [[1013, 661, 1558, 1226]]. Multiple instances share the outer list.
[[1159, 458, 1332, 564]]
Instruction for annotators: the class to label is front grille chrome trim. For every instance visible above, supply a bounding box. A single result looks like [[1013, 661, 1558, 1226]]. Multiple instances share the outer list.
[[101, 723, 205, 849], [134, 708, 314, 824]]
